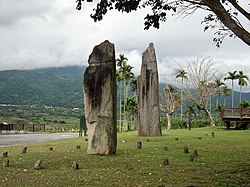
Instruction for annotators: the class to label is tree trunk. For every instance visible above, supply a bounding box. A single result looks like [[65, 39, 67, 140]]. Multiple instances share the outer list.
[[119, 81, 122, 132], [166, 113, 172, 130], [123, 81, 129, 131], [204, 108, 215, 127]]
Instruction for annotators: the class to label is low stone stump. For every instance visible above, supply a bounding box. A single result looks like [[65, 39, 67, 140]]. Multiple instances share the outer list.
[[3, 151, 8, 157], [76, 145, 81, 149], [189, 155, 194, 162], [183, 146, 189, 153], [193, 150, 198, 157], [22, 147, 27, 154], [72, 161, 79, 170], [211, 132, 215, 138], [162, 158, 169, 166], [34, 159, 42, 170], [136, 141, 142, 149], [3, 159, 9, 167]]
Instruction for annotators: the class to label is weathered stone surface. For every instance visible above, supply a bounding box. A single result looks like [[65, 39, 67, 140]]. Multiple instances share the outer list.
[[136, 141, 142, 149], [72, 161, 79, 170], [22, 147, 27, 154], [84, 40, 117, 155], [138, 43, 161, 136], [34, 159, 42, 170], [3, 159, 9, 167], [3, 151, 8, 157]]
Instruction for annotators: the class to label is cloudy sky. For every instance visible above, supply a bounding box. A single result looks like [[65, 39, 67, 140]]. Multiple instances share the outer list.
[[0, 0, 249, 92]]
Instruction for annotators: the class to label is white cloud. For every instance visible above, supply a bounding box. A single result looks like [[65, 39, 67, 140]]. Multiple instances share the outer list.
[[0, 0, 249, 92]]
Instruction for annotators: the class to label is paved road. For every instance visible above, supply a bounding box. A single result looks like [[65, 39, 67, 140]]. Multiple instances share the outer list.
[[0, 133, 79, 148]]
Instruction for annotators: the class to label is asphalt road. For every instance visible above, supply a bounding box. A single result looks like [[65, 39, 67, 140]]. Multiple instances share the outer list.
[[0, 133, 79, 148]]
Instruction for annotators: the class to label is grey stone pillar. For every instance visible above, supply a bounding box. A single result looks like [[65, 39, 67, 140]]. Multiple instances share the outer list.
[[84, 40, 117, 155], [138, 43, 161, 136]]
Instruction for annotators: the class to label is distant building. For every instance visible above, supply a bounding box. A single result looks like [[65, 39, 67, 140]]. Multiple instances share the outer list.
[[0, 122, 10, 131]]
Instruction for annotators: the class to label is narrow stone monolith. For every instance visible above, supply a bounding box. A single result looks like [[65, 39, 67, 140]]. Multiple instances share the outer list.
[[84, 40, 117, 155], [138, 43, 161, 136]]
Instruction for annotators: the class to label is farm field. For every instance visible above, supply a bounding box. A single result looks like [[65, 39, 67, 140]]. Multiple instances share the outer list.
[[0, 128, 249, 186]]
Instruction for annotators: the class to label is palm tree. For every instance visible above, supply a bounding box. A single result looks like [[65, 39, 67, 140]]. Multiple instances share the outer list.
[[116, 70, 123, 132], [176, 68, 187, 121], [214, 78, 225, 107], [224, 71, 238, 108], [237, 71, 249, 103], [185, 105, 196, 130], [116, 54, 134, 131], [222, 86, 231, 106]]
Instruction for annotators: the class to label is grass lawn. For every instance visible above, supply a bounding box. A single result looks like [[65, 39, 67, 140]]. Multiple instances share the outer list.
[[1, 128, 249, 186]]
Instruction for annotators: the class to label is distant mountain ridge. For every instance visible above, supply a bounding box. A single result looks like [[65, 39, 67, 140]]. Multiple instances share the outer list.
[[0, 66, 85, 108], [0, 66, 249, 109]]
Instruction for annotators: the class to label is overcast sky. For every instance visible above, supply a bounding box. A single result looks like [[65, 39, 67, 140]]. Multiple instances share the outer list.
[[0, 0, 249, 92]]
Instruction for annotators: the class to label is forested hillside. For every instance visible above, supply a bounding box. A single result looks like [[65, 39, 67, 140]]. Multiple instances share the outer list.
[[0, 66, 85, 108], [0, 66, 249, 109]]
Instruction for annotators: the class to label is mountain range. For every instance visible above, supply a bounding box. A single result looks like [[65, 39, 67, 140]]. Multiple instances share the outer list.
[[0, 66, 249, 109]]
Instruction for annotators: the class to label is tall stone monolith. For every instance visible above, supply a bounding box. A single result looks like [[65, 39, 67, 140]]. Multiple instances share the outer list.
[[84, 40, 117, 155], [138, 43, 162, 136]]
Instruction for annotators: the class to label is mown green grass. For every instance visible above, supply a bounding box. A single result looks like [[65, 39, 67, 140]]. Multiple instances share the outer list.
[[1, 128, 249, 187]]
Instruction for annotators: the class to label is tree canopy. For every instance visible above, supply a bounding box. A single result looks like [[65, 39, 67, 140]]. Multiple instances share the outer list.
[[76, 0, 250, 47]]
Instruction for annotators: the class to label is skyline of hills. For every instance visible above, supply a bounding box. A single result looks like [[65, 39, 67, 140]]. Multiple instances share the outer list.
[[0, 66, 249, 109]]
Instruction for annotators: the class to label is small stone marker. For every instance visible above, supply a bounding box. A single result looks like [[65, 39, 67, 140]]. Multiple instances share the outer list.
[[162, 158, 169, 166], [76, 145, 81, 149], [49, 147, 53, 151], [189, 155, 194, 162], [72, 161, 79, 170], [3, 151, 8, 157], [34, 159, 42, 170], [84, 138, 88, 141], [175, 137, 179, 141], [146, 139, 150, 142], [193, 150, 198, 157], [22, 147, 27, 154], [163, 146, 168, 151], [198, 137, 202, 140], [183, 146, 189, 153], [3, 159, 9, 167], [211, 132, 215, 138], [136, 141, 142, 149]]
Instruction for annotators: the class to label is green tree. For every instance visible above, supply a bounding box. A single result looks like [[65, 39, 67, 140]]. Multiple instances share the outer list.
[[122, 96, 138, 130], [116, 54, 134, 131], [239, 99, 250, 108], [185, 105, 196, 130], [237, 71, 249, 104], [214, 78, 225, 107], [224, 71, 238, 108], [76, 0, 250, 47], [222, 85, 231, 106], [116, 70, 123, 132], [176, 68, 187, 121]]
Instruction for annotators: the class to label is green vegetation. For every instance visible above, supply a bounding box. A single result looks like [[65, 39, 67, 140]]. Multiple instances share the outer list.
[[1, 128, 249, 186], [0, 66, 84, 108], [0, 105, 81, 132]]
